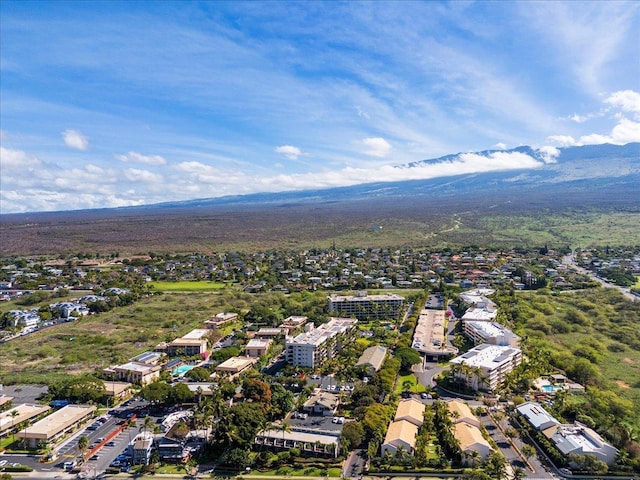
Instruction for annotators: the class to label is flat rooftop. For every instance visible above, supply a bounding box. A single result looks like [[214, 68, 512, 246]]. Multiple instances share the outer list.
[[329, 293, 404, 302], [216, 356, 257, 372], [451, 344, 521, 369], [115, 362, 159, 373], [181, 329, 209, 339], [19, 404, 96, 439], [257, 428, 339, 446], [462, 307, 497, 322], [0, 403, 51, 434], [289, 318, 357, 347]]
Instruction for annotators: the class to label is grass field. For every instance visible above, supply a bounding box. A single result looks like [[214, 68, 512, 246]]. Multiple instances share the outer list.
[[0, 291, 242, 384], [516, 288, 640, 427], [150, 280, 229, 292]]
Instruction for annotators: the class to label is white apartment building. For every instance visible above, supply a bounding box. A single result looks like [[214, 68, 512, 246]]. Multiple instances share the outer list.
[[463, 321, 520, 347], [461, 306, 497, 322], [285, 318, 358, 368], [450, 343, 522, 391], [327, 292, 404, 320]]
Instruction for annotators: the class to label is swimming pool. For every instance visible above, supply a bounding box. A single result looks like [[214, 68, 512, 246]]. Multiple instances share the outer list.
[[541, 384, 562, 393], [172, 365, 195, 376]]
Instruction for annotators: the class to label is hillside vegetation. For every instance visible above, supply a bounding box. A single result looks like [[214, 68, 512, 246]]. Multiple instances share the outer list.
[[500, 287, 640, 427], [1, 203, 639, 256]]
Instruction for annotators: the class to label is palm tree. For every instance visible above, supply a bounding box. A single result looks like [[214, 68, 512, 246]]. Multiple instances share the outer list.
[[77, 435, 89, 459], [276, 421, 291, 447], [512, 466, 526, 480], [521, 444, 536, 464], [140, 415, 155, 435], [9, 410, 19, 443], [486, 452, 507, 480]]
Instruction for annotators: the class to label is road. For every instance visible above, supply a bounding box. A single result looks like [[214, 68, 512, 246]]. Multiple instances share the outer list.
[[561, 253, 637, 302]]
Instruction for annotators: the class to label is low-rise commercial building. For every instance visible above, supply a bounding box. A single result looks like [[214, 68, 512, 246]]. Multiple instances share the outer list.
[[255, 328, 285, 339], [18, 404, 95, 447], [381, 420, 419, 457], [103, 381, 132, 403], [255, 428, 339, 458], [215, 356, 257, 378], [285, 317, 357, 368], [165, 329, 209, 357], [0, 403, 50, 438], [130, 351, 164, 365], [328, 292, 404, 320]]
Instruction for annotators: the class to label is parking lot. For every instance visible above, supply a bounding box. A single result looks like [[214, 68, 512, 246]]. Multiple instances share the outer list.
[[0, 384, 48, 405], [287, 412, 345, 434]]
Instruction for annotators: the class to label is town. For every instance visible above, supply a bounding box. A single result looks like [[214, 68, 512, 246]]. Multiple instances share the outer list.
[[0, 245, 639, 479]]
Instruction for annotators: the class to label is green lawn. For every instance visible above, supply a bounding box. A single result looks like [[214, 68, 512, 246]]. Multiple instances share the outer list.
[[250, 467, 343, 477], [395, 373, 426, 394], [150, 280, 229, 292]]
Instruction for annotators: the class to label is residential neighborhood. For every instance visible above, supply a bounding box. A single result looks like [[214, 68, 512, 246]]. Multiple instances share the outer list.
[[0, 245, 638, 479]]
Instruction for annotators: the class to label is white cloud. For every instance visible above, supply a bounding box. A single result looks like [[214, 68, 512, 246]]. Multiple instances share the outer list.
[[123, 168, 163, 183], [605, 90, 640, 114], [275, 145, 303, 160], [494, 142, 507, 150], [0, 147, 42, 170], [62, 129, 88, 150], [538, 146, 560, 163], [547, 135, 576, 147], [361, 137, 392, 157], [116, 151, 167, 165], [565, 112, 603, 123], [550, 117, 640, 147]]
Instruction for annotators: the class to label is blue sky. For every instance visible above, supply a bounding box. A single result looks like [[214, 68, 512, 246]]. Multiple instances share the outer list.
[[1, 1, 639, 213]]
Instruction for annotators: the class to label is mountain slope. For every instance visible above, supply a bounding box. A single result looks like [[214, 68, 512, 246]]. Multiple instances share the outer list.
[[142, 142, 639, 209]]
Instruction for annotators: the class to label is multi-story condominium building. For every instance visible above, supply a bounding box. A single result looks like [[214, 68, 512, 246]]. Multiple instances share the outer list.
[[285, 317, 358, 368], [450, 344, 522, 391], [461, 306, 497, 322], [327, 292, 404, 320], [463, 321, 520, 347]]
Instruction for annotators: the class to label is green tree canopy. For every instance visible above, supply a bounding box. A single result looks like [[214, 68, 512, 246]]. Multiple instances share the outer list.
[[394, 347, 422, 373]]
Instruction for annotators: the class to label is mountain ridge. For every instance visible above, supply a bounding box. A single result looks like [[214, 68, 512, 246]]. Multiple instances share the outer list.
[[1, 142, 638, 218]]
